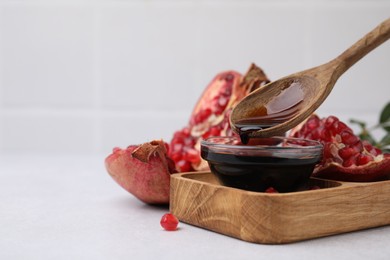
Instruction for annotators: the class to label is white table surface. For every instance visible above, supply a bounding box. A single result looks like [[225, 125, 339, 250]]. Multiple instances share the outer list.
[[1, 153, 389, 260]]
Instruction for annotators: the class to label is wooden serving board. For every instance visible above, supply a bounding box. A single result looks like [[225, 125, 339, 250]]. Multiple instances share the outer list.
[[170, 172, 390, 244]]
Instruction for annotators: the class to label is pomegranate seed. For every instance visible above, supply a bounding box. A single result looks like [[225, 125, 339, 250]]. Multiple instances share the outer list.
[[362, 141, 382, 155], [183, 148, 200, 163], [202, 131, 211, 139], [195, 108, 212, 123], [340, 130, 359, 145], [265, 187, 278, 193], [336, 121, 349, 133], [324, 116, 338, 128], [373, 148, 382, 155], [311, 130, 321, 140], [307, 117, 319, 130], [339, 147, 357, 160], [176, 160, 192, 172], [209, 126, 221, 137], [184, 137, 195, 146], [362, 141, 373, 152], [350, 141, 363, 153], [170, 151, 182, 162], [329, 122, 340, 135], [172, 132, 186, 143], [182, 127, 190, 136], [356, 154, 373, 166], [320, 129, 332, 142], [218, 96, 229, 107], [343, 154, 358, 167], [160, 213, 179, 231], [172, 143, 183, 152]]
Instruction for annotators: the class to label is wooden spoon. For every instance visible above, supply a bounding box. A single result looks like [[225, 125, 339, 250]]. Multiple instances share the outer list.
[[231, 18, 390, 140]]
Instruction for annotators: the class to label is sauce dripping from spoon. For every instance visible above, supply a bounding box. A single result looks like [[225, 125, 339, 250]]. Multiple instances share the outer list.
[[235, 81, 304, 144]]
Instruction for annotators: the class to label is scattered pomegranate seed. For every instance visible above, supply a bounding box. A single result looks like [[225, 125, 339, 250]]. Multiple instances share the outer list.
[[160, 213, 179, 231], [265, 187, 278, 193]]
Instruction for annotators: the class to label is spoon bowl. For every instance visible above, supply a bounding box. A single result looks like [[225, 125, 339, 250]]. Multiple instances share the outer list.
[[231, 18, 390, 139]]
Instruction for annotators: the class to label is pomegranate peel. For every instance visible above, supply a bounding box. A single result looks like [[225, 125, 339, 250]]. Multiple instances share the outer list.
[[105, 140, 176, 204]]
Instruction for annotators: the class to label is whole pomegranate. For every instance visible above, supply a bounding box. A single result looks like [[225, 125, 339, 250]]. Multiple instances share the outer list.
[[105, 64, 270, 204], [290, 114, 390, 182]]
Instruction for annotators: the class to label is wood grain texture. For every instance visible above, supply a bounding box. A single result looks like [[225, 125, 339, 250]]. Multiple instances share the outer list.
[[170, 172, 390, 244]]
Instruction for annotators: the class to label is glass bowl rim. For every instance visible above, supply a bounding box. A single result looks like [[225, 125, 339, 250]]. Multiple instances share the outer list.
[[201, 136, 323, 152]]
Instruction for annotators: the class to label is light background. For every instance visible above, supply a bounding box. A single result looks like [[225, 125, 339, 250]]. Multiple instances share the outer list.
[[0, 0, 389, 155]]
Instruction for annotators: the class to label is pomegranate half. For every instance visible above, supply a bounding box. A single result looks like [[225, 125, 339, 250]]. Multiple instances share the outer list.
[[290, 114, 390, 182], [105, 64, 270, 204]]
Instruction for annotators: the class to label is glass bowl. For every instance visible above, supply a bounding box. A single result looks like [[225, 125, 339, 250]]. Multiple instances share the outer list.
[[200, 136, 323, 193]]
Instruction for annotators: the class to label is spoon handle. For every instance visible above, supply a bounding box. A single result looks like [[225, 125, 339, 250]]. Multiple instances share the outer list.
[[331, 17, 390, 80]]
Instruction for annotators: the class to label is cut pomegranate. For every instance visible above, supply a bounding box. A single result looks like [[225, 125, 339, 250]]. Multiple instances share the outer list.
[[105, 64, 270, 204], [105, 140, 177, 204], [169, 63, 270, 172], [290, 115, 390, 182]]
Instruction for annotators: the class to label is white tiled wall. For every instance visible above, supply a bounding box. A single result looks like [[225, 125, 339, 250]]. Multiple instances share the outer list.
[[0, 0, 389, 154]]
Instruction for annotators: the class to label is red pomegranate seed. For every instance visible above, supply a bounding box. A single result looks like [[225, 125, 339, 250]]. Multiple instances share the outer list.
[[194, 108, 212, 124], [170, 151, 182, 162], [209, 126, 221, 137], [265, 187, 278, 193], [183, 148, 201, 163], [363, 141, 373, 151], [339, 147, 357, 160], [350, 141, 363, 153], [172, 143, 183, 152], [373, 148, 382, 155], [336, 121, 349, 133], [325, 116, 338, 128], [320, 128, 332, 142], [356, 154, 373, 166], [184, 137, 195, 146], [340, 130, 359, 145], [307, 117, 319, 130], [176, 160, 192, 172], [160, 213, 179, 231], [343, 154, 358, 167]]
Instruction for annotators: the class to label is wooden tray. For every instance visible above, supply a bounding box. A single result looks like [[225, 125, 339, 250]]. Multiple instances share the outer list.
[[170, 172, 390, 244]]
